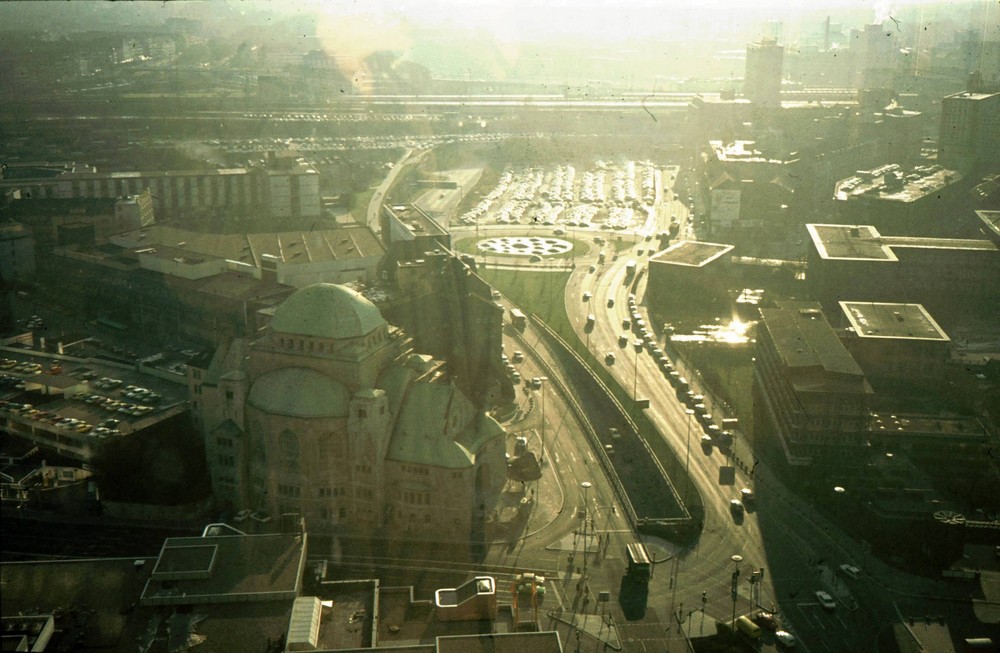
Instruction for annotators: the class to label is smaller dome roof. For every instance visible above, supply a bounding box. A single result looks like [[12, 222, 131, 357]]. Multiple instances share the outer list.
[[247, 368, 349, 419], [271, 284, 386, 340]]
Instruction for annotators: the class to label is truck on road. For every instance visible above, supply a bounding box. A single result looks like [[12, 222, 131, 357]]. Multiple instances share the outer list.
[[510, 308, 526, 330]]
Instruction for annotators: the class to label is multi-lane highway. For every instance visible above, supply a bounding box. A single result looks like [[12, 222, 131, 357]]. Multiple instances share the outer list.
[[548, 166, 980, 651]]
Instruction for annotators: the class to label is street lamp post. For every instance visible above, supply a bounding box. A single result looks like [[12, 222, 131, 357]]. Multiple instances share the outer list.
[[730, 554, 743, 651], [581, 481, 592, 579]]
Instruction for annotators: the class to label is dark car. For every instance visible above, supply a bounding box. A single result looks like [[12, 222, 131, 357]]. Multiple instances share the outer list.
[[752, 611, 779, 631]]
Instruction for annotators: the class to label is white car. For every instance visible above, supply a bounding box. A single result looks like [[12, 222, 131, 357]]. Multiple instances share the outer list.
[[815, 590, 836, 610], [233, 509, 252, 523], [775, 630, 797, 648], [839, 564, 861, 579]]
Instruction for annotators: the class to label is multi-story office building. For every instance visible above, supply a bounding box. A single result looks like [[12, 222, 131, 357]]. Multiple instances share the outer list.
[[831, 164, 964, 235], [744, 38, 784, 108], [938, 91, 1000, 172], [753, 301, 873, 467], [806, 223, 1000, 327], [646, 240, 735, 307], [836, 301, 951, 392]]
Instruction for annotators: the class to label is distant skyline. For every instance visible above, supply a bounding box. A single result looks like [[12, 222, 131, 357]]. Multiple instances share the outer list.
[[0, 0, 994, 88]]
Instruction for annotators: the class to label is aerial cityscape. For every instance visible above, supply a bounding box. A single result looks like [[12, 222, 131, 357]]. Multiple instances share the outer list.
[[1, 1, 998, 652]]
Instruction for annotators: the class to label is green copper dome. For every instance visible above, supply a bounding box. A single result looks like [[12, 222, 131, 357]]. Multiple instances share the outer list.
[[247, 367, 349, 418], [271, 284, 386, 340]]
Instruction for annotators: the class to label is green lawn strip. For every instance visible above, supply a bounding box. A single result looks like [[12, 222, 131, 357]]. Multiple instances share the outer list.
[[479, 267, 702, 523]]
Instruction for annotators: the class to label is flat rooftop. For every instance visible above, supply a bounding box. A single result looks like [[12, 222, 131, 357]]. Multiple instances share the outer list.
[[869, 413, 988, 440], [760, 301, 869, 391], [834, 164, 961, 203], [944, 90, 999, 102], [649, 240, 734, 267], [840, 302, 949, 341], [141, 532, 305, 605], [305, 581, 377, 650], [111, 224, 384, 267], [807, 223, 998, 261], [709, 140, 788, 164]]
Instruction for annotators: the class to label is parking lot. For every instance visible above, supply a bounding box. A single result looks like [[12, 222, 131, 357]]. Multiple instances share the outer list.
[[1, 352, 187, 449], [457, 159, 660, 229]]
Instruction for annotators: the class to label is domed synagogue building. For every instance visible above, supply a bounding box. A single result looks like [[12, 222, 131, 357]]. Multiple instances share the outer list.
[[190, 283, 507, 549]]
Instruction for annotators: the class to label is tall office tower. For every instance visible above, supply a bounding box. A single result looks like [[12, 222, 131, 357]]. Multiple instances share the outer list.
[[744, 38, 784, 108], [939, 90, 1000, 171], [852, 23, 898, 90]]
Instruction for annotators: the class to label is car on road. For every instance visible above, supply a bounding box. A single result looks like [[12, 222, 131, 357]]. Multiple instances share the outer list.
[[839, 564, 861, 579], [741, 488, 755, 503], [729, 499, 744, 517], [605, 352, 616, 365], [607, 298, 615, 308], [512, 351, 524, 363], [530, 377, 542, 390], [233, 509, 253, 523], [815, 590, 836, 610], [622, 318, 631, 330], [619, 334, 629, 347], [583, 291, 592, 301], [752, 611, 779, 631], [775, 630, 797, 648]]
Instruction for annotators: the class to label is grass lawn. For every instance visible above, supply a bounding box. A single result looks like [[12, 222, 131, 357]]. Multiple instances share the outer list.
[[349, 186, 378, 223], [476, 268, 574, 337]]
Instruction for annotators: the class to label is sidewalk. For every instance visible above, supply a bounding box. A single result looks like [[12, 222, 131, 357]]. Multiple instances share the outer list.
[[488, 428, 566, 546]]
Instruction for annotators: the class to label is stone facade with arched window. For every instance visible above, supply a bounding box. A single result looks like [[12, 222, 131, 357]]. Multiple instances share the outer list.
[[193, 283, 506, 548]]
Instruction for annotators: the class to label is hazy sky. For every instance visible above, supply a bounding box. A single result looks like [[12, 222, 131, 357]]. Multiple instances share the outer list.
[[283, 0, 958, 41]]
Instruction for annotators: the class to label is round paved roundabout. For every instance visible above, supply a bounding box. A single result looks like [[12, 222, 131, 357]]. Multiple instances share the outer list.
[[477, 236, 574, 257]]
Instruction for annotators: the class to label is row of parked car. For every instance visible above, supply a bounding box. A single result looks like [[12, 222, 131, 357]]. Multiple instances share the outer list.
[[79, 392, 156, 417], [0, 402, 121, 438], [0, 359, 43, 375]]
